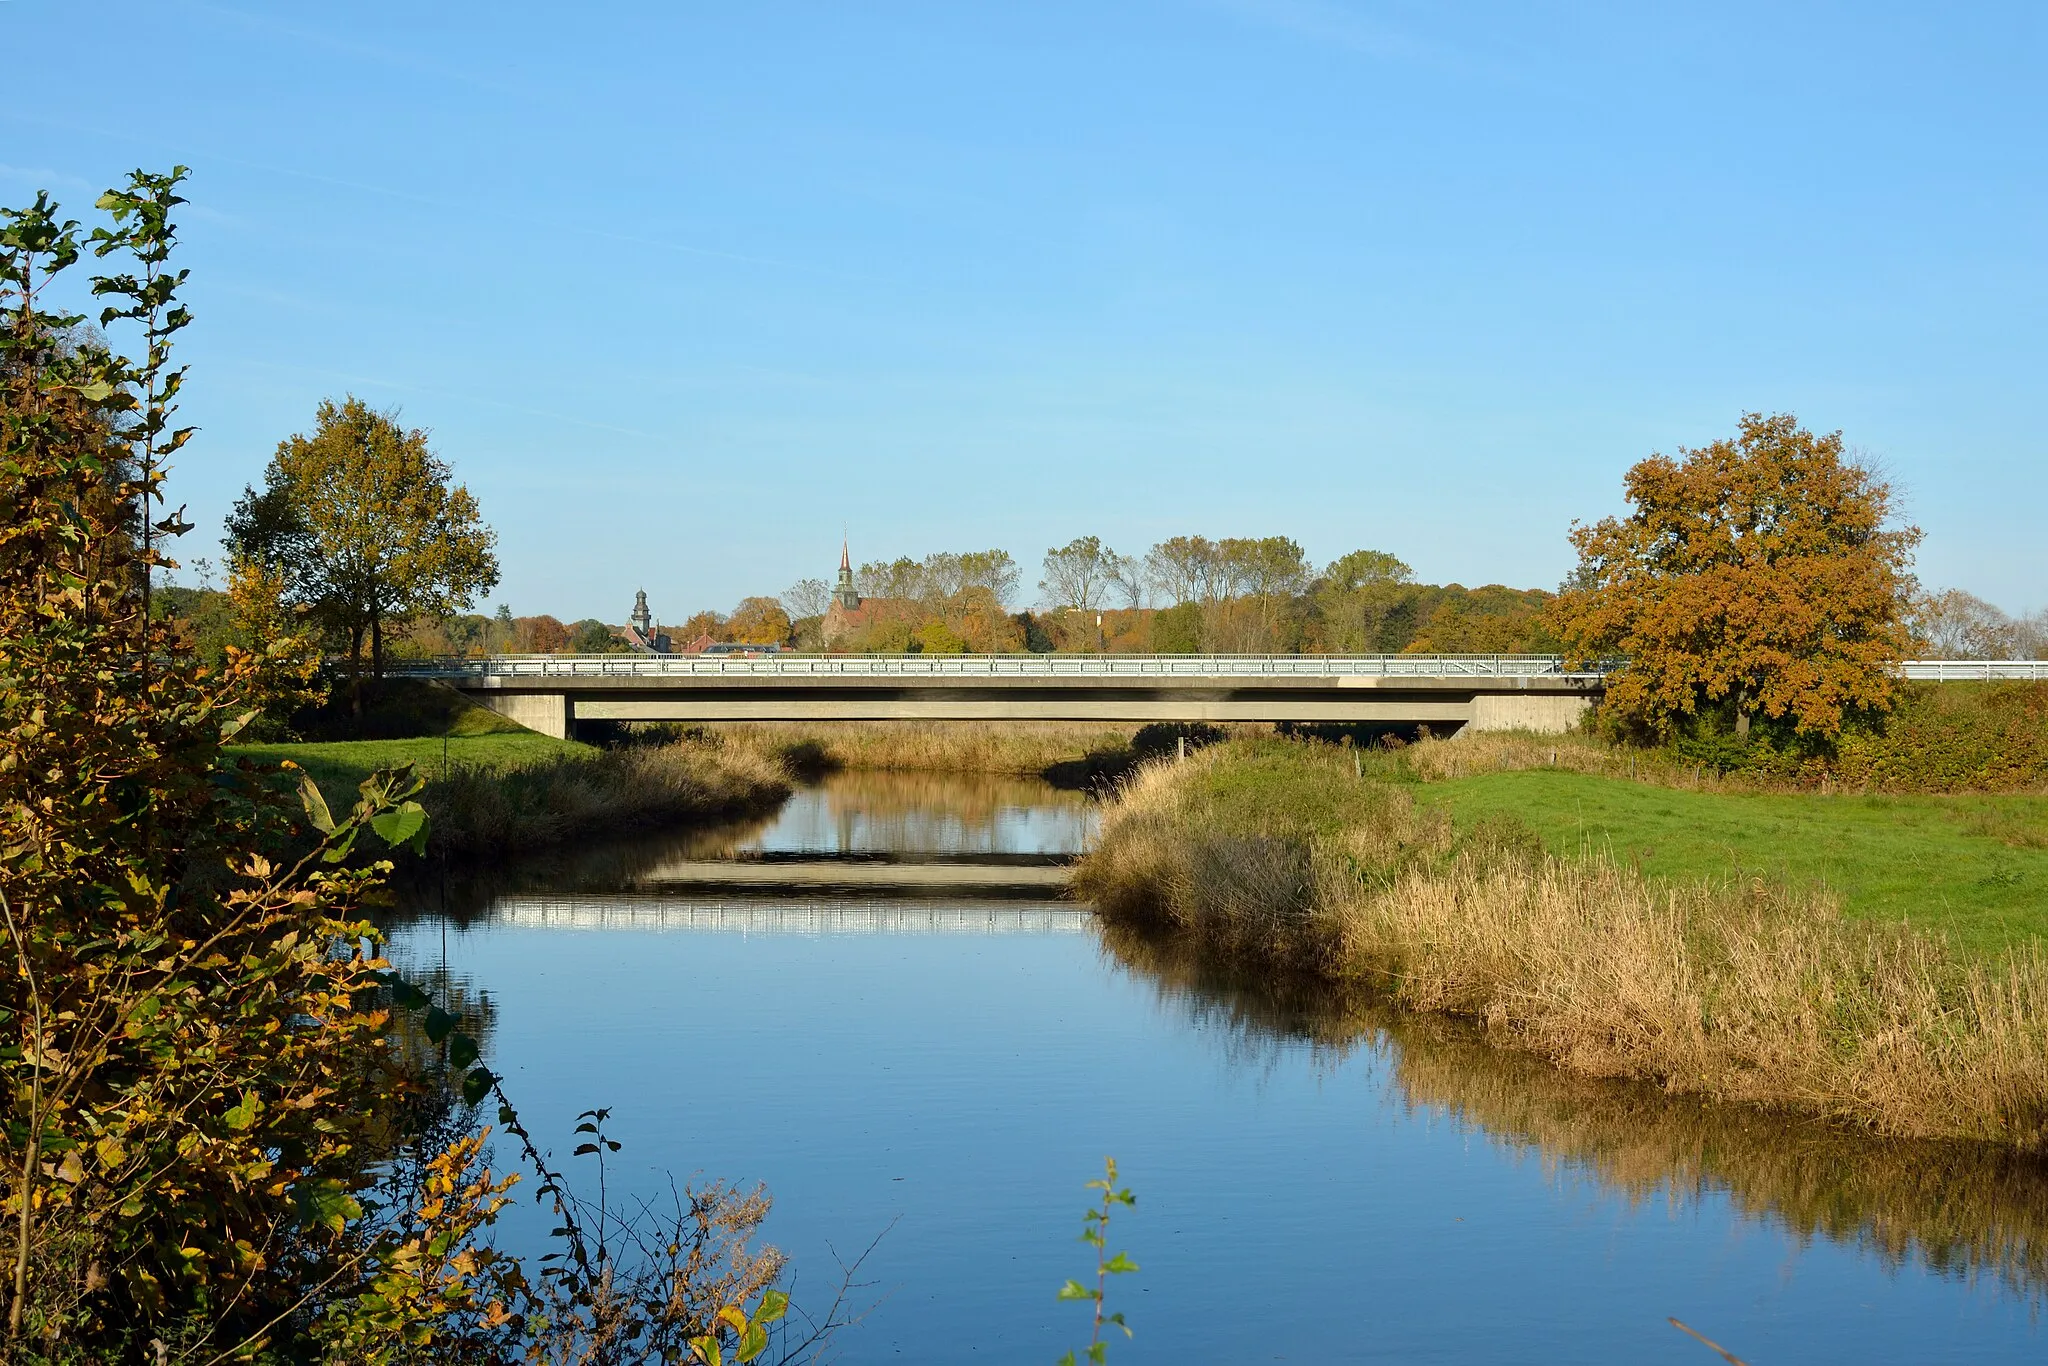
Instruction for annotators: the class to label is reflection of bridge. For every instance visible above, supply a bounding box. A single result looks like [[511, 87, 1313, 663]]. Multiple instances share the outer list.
[[487, 896, 1089, 935], [396, 655, 2048, 741]]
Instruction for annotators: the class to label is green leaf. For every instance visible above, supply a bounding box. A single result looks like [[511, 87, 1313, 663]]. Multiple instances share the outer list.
[[422, 1006, 457, 1044], [461, 1066, 496, 1105], [755, 1290, 788, 1326], [293, 1178, 362, 1235], [448, 1033, 479, 1071], [370, 802, 427, 851], [573, 1143, 600, 1157], [1056, 1280, 1094, 1302], [298, 774, 335, 834], [737, 1321, 768, 1363], [1103, 1252, 1139, 1274], [223, 1091, 262, 1132]]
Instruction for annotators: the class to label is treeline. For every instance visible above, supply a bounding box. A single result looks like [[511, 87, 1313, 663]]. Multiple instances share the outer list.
[[749, 537, 1560, 655]]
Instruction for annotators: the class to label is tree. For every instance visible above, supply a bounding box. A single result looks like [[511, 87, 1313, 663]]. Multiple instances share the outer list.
[[493, 602, 514, 651], [1552, 412, 1921, 739], [1041, 536, 1126, 612], [1144, 536, 1216, 606], [957, 549, 1021, 607], [1315, 550, 1413, 653], [519, 613, 571, 652], [1152, 602, 1203, 653], [568, 617, 625, 653], [729, 595, 792, 645], [856, 557, 925, 601], [1911, 589, 2020, 659], [226, 396, 498, 714], [782, 577, 831, 620]]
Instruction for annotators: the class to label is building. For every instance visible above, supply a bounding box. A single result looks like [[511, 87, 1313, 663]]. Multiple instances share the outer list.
[[622, 589, 671, 654], [822, 539, 889, 647]]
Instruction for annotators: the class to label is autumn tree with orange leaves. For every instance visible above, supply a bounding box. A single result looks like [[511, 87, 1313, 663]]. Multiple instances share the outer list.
[[1552, 413, 1921, 740]]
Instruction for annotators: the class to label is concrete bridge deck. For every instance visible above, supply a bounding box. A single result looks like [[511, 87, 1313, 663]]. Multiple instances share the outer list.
[[403, 653, 1609, 737], [393, 654, 2046, 740]]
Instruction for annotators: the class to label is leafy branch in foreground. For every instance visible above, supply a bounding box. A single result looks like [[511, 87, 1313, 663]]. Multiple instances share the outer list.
[[1056, 1157, 1137, 1366]]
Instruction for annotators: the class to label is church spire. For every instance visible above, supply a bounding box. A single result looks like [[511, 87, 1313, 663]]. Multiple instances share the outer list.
[[834, 535, 860, 610]]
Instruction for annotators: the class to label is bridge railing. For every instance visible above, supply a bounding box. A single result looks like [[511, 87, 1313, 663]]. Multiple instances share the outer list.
[[391, 653, 1610, 680], [1898, 660, 2048, 681], [388, 654, 2048, 683]]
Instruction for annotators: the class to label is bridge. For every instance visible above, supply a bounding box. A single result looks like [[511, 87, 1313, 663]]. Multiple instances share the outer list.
[[395, 654, 2047, 741]]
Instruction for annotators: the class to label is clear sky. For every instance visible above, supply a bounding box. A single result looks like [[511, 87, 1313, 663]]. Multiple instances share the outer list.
[[6, 1, 2043, 622]]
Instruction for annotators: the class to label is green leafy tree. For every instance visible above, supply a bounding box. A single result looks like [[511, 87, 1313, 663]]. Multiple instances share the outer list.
[[569, 617, 626, 653], [227, 396, 498, 714], [1314, 549, 1413, 652]]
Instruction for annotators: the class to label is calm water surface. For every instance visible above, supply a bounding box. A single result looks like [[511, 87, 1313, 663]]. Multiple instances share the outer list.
[[393, 772, 2048, 1363]]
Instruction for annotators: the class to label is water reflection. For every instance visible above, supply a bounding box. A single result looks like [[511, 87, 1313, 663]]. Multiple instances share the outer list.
[[390, 770, 1095, 922], [1095, 918, 2048, 1306], [740, 770, 1096, 856]]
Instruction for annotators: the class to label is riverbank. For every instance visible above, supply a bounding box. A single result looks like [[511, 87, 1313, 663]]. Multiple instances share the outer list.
[[233, 732, 791, 860], [1073, 738, 2048, 1149], [1403, 737, 2048, 956]]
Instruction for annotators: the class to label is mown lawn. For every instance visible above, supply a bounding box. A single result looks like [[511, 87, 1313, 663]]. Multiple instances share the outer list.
[[229, 732, 594, 801], [1419, 770, 2048, 954]]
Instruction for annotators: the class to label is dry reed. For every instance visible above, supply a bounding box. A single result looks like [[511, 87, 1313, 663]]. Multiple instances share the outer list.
[[421, 741, 790, 858], [1074, 741, 2048, 1149], [1402, 730, 1748, 790], [700, 721, 1136, 775]]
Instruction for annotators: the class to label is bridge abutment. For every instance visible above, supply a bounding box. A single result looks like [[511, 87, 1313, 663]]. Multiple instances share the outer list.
[[481, 690, 571, 740], [1464, 691, 1591, 734]]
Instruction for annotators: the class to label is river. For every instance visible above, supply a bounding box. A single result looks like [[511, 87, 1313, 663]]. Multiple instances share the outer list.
[[390, 771, 2048, 1363]]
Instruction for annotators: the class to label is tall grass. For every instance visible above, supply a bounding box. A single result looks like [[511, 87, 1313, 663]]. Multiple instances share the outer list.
[[1402, 730, 1745, 790], [700, 721, 1138, 776], [1074, 739, 2048, 1149], [420, 741, 790, 859]]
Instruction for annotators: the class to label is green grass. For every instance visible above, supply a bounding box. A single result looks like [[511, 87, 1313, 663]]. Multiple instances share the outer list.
[[230, 731, 595, 799], [1419, 770, 2048, 955]]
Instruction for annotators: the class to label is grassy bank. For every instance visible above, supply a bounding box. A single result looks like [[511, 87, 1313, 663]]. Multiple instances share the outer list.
[[232, 729, 593, 795], [234, 732, 789, 862], [1074, 739, 2048, 1150]]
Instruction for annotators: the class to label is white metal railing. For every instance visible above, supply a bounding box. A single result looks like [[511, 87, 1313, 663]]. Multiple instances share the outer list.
[[387, 654, 2048, 684], [1898, 660, 2048, 681], [390, 653, 1610, 681]]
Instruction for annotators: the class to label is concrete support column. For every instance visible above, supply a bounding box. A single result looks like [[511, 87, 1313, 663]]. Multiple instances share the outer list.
[[1465, 692, 1590, 734], [480, 691, 571, 740]]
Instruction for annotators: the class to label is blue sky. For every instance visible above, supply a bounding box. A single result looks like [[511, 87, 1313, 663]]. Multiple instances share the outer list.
[[6, 1, 2044, 622]]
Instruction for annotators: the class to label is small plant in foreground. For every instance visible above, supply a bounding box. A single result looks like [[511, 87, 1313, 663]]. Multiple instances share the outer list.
[[1056, 1157, 1137, 1365]]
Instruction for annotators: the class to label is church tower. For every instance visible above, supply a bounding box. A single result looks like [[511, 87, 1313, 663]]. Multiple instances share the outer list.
[[834, 538, 860, 610], [630, 588, 652, 636]]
